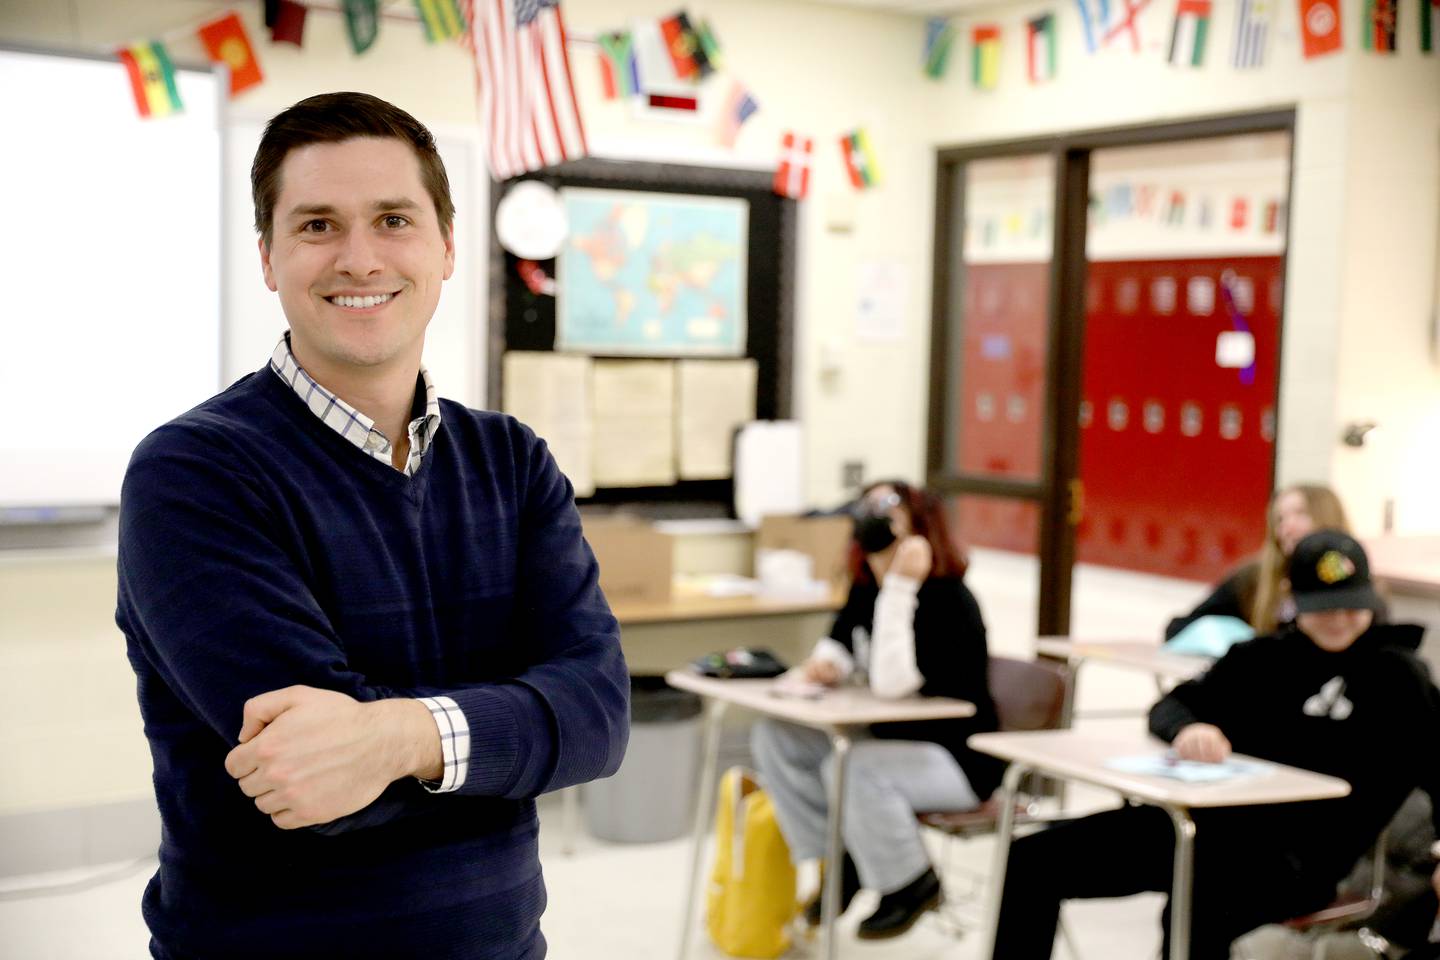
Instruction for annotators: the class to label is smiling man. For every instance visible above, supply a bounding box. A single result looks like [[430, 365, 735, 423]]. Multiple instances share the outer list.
[[116, 93, 629, 960]]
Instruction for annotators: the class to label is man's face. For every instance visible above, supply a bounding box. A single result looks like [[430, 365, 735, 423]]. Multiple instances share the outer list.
[[1296, 607, 1373, 653], [259, 137, 454, 376]]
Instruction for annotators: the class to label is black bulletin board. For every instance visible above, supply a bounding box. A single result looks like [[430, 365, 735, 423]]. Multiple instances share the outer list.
[[486, 158, 797, 509]]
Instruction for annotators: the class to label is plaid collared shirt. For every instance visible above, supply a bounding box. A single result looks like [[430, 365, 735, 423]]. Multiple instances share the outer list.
[[269, 334, 441, 477], [268, 334, 468, 792]]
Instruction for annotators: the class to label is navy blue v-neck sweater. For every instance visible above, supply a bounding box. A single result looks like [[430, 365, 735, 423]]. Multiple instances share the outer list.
[[116, 368, 630, 960]]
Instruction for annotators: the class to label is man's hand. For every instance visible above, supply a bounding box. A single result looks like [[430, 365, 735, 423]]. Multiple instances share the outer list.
[[223, 686, 442, 830], [801, 658, 842, 686], [1171, 722, 1232, 763], [891, 536, 932, 580]]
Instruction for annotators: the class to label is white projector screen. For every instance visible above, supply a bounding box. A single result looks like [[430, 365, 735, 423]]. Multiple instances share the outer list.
[[0, 49, 222, 509]]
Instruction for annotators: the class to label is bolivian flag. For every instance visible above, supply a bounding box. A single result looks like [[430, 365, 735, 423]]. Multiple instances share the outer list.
[[840, 129, 880, 190], [414, 0, 466, 43], [117, 42, 182, 119], [972, 25, 1001, 91]]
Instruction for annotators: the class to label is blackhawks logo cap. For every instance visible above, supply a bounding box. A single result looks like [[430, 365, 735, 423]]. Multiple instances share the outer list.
[[1287, 529, 1381, 613]]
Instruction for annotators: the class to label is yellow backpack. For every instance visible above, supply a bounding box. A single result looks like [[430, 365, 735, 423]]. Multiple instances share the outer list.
[[706, 767, 798, 958]]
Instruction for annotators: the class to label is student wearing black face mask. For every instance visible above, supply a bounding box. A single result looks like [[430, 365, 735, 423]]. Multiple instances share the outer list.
[[750, 480, 1002, 940]]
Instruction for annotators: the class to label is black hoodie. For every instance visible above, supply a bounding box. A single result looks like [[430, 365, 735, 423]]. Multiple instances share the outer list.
[[1150, 621, 1440, 882]]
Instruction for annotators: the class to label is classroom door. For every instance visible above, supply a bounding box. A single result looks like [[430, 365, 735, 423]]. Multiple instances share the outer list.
[[929, 153, 1074, 639], [931, 114, 1293, 640], [1072, 133, 1288, 590]]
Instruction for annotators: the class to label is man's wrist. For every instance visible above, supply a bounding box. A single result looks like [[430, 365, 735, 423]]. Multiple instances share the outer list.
[[374, 698, 444, 782]]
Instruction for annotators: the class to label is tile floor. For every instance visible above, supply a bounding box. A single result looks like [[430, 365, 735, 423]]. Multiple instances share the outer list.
[[1, 550, 1314, 959]]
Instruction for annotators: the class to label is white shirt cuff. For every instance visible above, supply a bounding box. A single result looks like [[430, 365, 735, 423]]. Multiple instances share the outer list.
[[416, 695, 470, 793], [879, 572, 922, 597], [810, 636, 856, 681]]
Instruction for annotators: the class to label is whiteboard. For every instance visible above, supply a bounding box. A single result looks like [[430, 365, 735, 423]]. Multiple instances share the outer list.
[[0, 49, 223, 508]]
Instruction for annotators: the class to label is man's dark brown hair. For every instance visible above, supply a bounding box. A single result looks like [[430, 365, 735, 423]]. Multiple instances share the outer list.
[[251, 91, 456, 247]]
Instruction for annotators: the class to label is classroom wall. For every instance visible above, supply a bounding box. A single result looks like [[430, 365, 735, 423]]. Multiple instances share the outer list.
[[0, 0, 1436, 840]]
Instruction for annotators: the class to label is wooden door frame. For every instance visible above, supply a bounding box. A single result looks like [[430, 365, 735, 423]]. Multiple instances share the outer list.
[[928, 108, 1297, 636]]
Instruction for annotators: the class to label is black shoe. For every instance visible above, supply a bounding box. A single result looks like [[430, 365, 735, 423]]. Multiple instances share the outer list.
[[855, 867, 943, 940], [803, 852, 861, 926]]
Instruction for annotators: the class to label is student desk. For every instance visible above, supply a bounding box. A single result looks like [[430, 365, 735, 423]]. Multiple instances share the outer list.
[[608, 584, 846, 675], [664, 670, 975, 960], [1036, 638, 1213, 721], [970, 729, 1351, 960]]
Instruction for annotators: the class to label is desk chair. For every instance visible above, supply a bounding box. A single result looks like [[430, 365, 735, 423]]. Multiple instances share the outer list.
[[1282, 830, 1389, 936], [917, 655, 1079, 950]]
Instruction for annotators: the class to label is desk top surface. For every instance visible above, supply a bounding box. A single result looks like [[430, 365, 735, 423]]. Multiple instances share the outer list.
[[1036, 637, 1213, 680], [1364, 535, 1440, 594], [969, 729, 1350, 809], [612, 584, 846, 625], [664, 670, 976, 730]]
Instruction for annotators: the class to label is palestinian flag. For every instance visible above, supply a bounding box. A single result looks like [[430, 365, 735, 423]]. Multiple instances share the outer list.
[[1167, 0, 1212, 66], [1362, 0, 1398, 52], [971, 25, 1001, 91], [414, 0, 466, 43], [1423, 0, 1439, 53], [197, 11, 263, 96], [1026, 13, 1057, 84], [840, 129, 880, 190], [117, 41, 182, 119]]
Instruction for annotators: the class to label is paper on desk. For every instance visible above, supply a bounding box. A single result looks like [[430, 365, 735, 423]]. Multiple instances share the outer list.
[[1105, 755, 1272, 783], [676, 359, 757, 479], [770, 670, 829, 700], [592, 360, 676, 487], [502, 352, 594, 496]]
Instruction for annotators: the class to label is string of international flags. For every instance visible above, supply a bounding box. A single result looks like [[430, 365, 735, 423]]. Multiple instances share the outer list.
[[926, 0, 1437, 90], [113, 0, 1436, 195]]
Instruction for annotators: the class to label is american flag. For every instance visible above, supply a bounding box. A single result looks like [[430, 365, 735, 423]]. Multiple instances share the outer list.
[[462, 0, 587, 179]]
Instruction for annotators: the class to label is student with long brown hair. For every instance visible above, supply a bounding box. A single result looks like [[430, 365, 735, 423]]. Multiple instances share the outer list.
[[750, 480, 1001, 940], [1166, 483, 1351, 639]]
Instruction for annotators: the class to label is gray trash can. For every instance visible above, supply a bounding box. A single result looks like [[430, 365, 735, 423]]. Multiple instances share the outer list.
[[582, 676, 703, 843]]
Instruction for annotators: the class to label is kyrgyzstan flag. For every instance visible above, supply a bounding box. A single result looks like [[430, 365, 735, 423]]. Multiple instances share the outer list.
[[1298, 0, 1343, 58], [840, 128, 881, 190], [197, 11, 264, 96], [773, 132, 813, 200]]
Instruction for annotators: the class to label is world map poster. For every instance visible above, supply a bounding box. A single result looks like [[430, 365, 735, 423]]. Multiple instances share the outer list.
[[556, 188, 748, 356]]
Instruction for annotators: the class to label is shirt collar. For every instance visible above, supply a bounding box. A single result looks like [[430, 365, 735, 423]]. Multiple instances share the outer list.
[[268, 333, 442, 475]]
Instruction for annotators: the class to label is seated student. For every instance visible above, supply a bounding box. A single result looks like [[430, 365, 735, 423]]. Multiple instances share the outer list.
[[992, 529, 1440, 960], [1166, 483, 1350, 640], [750, 480, 1002, 940]]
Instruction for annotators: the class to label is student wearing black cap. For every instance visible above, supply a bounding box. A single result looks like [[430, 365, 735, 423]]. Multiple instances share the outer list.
[[991, 530, 1440, 960]]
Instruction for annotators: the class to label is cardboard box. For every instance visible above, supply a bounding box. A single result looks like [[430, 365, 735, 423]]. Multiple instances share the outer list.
[[755, 514, 854, 586], [581, 516, 673, 606]]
